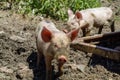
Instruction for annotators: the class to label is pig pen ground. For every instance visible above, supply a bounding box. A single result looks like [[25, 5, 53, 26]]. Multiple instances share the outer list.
[[0, 0, 120, 80]]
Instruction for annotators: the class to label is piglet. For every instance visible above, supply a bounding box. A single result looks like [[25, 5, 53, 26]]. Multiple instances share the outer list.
[[36, 20, 79, 80], [67, 7, 115, 36]]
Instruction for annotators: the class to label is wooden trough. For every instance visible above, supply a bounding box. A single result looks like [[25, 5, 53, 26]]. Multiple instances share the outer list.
[[71, 31, 120, 62]]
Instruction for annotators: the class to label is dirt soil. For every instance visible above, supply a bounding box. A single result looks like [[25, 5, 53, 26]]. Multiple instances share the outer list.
[[0, 0, 120, 80]]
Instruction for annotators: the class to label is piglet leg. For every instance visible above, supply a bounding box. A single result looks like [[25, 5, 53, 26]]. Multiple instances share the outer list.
[[110, 20, 115, 32], [36, 40, 43, 67], [45, 55, 53, 80], [98, 26, 103, 34]]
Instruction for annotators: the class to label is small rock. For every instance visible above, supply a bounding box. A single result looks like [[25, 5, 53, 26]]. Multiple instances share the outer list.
[[0, 73, 11, 79], [68, 64, 77, 70], [16, 47, 26, 55], [17, 63, 27, 69], [0, 66, 13, 73], [16, 63, 33, 79], [24, 32, 32, 37], [68, 64, 86, 73], [17, 68, 33, 79], [0, 31, 6, 37], [0, 31, 5, 34], [112, 73, 118, 77], [77, 64, 86, 73], [0, 73, 6, 78], [109, 78, 113, 80], [1, 61, 8, 66], [10, 35, 26, 43]]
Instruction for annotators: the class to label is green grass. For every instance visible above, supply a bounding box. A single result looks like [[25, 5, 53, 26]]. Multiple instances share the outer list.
[[1, 0, 101, 20]]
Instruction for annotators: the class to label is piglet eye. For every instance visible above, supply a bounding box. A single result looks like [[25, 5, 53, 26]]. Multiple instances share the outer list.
[[71, 23, 74, 25], [54, 44, 59, 48]]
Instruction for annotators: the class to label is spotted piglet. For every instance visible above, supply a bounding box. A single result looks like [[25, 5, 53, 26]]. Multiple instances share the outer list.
[[36, 20, 79, 80], [67, 7, 115, 36]]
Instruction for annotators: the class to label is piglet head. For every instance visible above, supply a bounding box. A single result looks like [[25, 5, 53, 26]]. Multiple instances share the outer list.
[[67, 9, 83, 30], [41, 26, 79, 64]]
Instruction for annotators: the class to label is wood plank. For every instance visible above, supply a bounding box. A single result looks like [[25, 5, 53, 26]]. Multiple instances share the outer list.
[[71, 42, 120, 61], [78, 31, 120, 42]]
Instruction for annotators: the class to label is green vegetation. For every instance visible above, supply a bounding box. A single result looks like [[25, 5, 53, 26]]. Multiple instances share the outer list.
[[1, 0, 101, 20]]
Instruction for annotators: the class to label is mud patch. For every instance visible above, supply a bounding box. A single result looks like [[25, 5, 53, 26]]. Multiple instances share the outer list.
[[0, 0, 120, 80]]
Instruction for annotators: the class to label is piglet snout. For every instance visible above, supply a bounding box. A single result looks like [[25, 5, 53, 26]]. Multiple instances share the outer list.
[[58, 55, 67, 64]]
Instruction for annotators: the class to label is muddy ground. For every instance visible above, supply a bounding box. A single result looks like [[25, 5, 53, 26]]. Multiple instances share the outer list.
[[0, 0, 120, 80]]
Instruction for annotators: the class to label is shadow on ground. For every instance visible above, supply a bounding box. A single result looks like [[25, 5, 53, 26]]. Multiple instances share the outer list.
[[26, 51, 60, 80], [27, 51, 46, 80], [88, 54, 120, 75]]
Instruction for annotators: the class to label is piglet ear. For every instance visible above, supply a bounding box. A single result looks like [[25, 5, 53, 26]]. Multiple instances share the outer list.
[[68, 9, 74, 17], [41, 27, 52, 42], [67, 29, 79, 41], [75, 11, 82, 19]]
